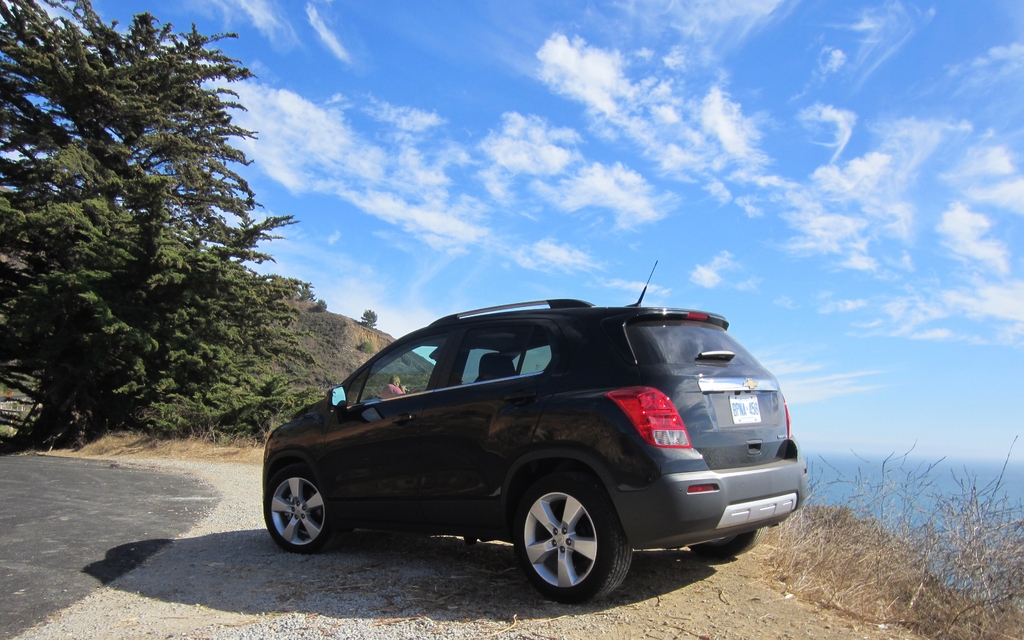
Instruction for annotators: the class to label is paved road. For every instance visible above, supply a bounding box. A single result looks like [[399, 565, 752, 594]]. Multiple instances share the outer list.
[[0, 456, 218, 639]]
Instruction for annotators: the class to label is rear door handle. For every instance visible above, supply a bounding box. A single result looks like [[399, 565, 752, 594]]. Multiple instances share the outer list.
[[504, 389, 537, 405], [394, 413, 416, 425]]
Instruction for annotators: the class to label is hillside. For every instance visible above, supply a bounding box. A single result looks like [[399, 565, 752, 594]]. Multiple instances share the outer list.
[[285, 301, 395, 388]]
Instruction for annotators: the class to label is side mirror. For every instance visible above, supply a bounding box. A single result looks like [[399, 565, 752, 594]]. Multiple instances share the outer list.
[[330, 386, 347, 408]]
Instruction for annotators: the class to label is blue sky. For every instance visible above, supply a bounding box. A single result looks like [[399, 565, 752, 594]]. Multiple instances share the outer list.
[[98, 0, 1024, 462]]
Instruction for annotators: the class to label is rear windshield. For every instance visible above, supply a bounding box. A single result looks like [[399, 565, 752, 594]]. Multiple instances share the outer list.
[[625, 321, 760, 366]]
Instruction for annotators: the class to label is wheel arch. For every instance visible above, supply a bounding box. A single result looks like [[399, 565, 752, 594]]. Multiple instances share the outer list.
[[501, 450, 617, 532], [263, 450, 319, 491]]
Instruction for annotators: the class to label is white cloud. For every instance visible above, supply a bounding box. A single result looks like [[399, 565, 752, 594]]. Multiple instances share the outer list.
[[819, 298, 868, 313], [700, 87, 763, 165], [735, 195, 762, 217], [231, 83, 386, 191], [480, 113, 579, 198], [819, 47, 847, 75], [909, 328, 955, 341], [599, 278, 672, 297], [964, 178, 1024, 215], [947, 146, 1016, 178], [368, 101, 445, 133], [943, 145, 1024, 215], [950, 42, 1024, 89], [943, 281, 1024, 327], [210, 0, 295, 44], [690, 251, 738, 288], [663, 46, 687, 70], [704, 180, 732, 203], [327, 230, 341, 245], [512, 239, 597, 272], [936, 203, 1010, 274], [536, 34, 635, 118], [621, 0, 787, 55], [231, 82, 490, 253], [777, 370, 882, 404], [774, 296, 797, 309], [799, 104, 857, 163], [781, 118, 953, 270], [847, 2, 931, 85], [882, 295, 949, 334], [305, 4, 351, 63], [537, 162, 667, 229], [535, 35, 767, 179], [341, 190, 489, 253]]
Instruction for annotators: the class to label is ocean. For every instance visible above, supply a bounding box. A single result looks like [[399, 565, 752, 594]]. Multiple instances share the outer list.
[[801, 451, 1024, 511]]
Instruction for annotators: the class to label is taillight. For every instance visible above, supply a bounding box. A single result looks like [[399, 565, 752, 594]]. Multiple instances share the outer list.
[[606, 386, 691, 448], [784, 395, 791, 439]]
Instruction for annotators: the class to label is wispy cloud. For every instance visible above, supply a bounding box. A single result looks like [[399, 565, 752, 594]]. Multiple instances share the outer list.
[[210, 0, 295, 44], [367, 100, 445, 133], [943, 145, 1024, 215], [819, 298, 868, 313], [799, 103, 857, 163], [231, 82, 488, 253], [847, 2, 932, 86], [599, 278, 671, 298], [536, 161, 668, 229], [690, 250, 757, 290], [618, 0, 789, 57], [777, 370, 883, 404], [781, 118, 955, 270], [480, 113, 580, 199], [512, 238, 597, 272], [936, 203, 1010, 274], [306, 3, 351, 63]]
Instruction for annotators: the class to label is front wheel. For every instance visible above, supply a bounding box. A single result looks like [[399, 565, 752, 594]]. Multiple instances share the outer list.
[[513, 472, 632, 603], [689, 527, 766, 559], [264, 464, 331, 554]]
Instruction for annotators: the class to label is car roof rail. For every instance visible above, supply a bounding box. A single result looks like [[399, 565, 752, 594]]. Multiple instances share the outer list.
[[430, 299, 594, 325]]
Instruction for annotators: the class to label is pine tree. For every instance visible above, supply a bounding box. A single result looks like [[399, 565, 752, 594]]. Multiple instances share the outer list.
[[359, 310, 378, 329], [0, 0, 313, 447]]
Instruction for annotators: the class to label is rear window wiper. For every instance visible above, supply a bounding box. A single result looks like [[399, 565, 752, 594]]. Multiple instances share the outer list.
[[696, 350, 735, 362]]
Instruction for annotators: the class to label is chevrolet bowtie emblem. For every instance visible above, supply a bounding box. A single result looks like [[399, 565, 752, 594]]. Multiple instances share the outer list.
[[743, 379, 758, 390]]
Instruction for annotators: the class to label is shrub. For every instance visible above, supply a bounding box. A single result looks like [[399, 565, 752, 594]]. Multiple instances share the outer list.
[[358, 341, 375, 354], [765, 450, 1024, 640]]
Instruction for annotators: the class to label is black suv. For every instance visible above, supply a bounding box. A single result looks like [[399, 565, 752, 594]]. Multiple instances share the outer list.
[[263, 300, 807, 603]]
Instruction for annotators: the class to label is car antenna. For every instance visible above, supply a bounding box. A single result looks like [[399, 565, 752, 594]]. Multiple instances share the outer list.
[[628, 260, 658, 307]]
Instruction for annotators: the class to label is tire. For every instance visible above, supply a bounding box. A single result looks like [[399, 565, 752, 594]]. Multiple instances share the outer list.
[[689, 527, 766, 559], [264, 463, 331, 554], [513, 472, 632, 604]]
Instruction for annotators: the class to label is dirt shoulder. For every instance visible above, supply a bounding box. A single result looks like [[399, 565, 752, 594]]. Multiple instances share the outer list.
[[21, 442, 919, 639]]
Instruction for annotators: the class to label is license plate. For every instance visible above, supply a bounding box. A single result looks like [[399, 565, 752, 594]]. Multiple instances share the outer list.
[[730, 395, 761, 424]]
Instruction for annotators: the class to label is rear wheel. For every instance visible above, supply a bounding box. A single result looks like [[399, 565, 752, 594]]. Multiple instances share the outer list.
[[689, 527, 766, 559], [513, 472, 631, 603], [264, 464, 331, 554]]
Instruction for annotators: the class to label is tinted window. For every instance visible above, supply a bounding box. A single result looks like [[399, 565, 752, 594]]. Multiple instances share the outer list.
[[358, 335, 447, 402], [450, 325, 552, 386], [625, 321, 759, 366]]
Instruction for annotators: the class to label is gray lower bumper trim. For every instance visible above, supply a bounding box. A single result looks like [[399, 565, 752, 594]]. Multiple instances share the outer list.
[[716, 492, 797, 529]]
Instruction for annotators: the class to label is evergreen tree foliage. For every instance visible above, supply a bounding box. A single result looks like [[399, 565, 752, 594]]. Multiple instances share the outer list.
[[0, 0, 315, 447], [358, 310, 378, 329]]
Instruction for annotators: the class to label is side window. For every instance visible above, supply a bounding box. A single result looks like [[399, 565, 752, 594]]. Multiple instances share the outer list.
[[450, 325, 552, 386], [358, 335, 447, 403], [345, 369, 369, 406]]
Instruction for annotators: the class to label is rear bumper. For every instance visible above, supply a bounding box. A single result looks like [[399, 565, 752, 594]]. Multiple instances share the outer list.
[[610, 457, 808, 549]]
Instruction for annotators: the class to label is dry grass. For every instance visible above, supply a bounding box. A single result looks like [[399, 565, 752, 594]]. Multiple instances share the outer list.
[[763, 452, 1024, 640], [52, 432, 263, 464]]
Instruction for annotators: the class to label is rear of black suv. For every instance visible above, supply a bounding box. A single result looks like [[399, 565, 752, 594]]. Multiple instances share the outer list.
[[262, 300, 807, 604], [598, 309, 805, 550]]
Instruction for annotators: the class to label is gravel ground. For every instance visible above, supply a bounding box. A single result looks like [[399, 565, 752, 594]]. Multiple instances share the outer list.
[[16, 458, 920, 640]]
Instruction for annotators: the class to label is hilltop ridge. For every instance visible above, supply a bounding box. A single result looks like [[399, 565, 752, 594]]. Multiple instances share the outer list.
[[285, 300, 395, 388]]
